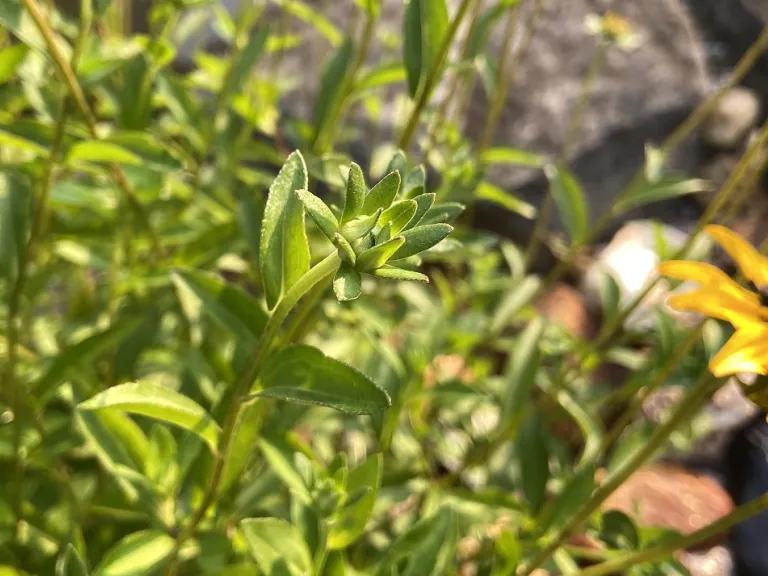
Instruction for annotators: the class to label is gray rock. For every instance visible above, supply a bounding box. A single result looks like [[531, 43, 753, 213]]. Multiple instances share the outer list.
[[702, 87, 761, 149]]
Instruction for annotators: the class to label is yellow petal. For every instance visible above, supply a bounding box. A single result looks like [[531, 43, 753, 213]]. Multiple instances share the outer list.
[[705, 225, 768, 287], [709, 327, 768, 377], [667, 289, 767, 329], [658, 260, 758, 303]]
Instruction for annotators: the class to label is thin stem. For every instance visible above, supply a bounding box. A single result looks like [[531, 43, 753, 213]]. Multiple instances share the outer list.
[[524, 41, 608, 269], [517, 372, 720, 575], [313, 4, 378, 154], [591, 117, 768, 350], [398, 0, 474, 151], [575, 490, 768, 576], [477, 3, 524, 154], [164, 252, 342, 575], [19, 0, 163, 260], [533, 24, 768, 300]]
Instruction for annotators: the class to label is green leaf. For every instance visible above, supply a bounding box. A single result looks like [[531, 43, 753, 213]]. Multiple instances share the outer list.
[[0, 0, 67, 56], [421, 202, 465, 225], [357, 237, 405, 271], [378, 507, 456, 576], [0, 43, 28, 83], [32, 318, 144, 404], [501, 317, 544, 418], [57, 544, 89, 576], [92, 530, 175, 576], [466, 1, 519, 59], [386, 149, 408, 176], [329, 454, 382, 549], [275, 0, 343, 47], [372, 265, 428, 283], [476, 180, 536, 219], [258, 437, 312, 502], [540, 465, 596, 530], [144, 425, 178, 494], [491, 276, 542, 334], [419, 0, 449, 85], [494, 530, 520, 575], [339, 208, 382, 241], [389, 223, 452, 260], [480, 146, 545, 168], [353, 62, 406, 94], [323, 551, 347, 576], [378, 200, 417, 235], [333, 262, 362, 301], [402, 165, 426, 199], [600, 510, 640, 550], [254, 345, 391, 414], [313, 36, 354, 142], [172, 269, 268, 347], [118, 55, 152, 131], [228, 27, 269, 97], [545, 164, 588, 246], [342, 162, 366, 224], [403, 0, 423, 97], [334, 232, 356, 265], [296, 189, 338, 240], [403, 192, 435, 231], [103, 132, 183, 171], [0, 170, 31, 283], [614, 176, 710, 215], [517, 414, 549, 514], [260, 150, 310, 309], [78, 381, 222, 454], [363, 171, 401, 215], [241, 518, 312, 576], [239, 194, 266, 261], [67, 140, 142, 166]]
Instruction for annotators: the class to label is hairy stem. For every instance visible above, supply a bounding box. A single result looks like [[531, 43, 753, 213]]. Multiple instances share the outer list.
[[165, 252, 342, 575]]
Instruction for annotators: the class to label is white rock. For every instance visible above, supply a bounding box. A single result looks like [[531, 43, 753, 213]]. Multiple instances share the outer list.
[[582, 220, 705, 331], [702, 87, 761, 149]]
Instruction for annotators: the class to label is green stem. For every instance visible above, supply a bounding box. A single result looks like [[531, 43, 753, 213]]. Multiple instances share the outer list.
[[164, 252, 342, 575], [575, 490, 768, 576], [524, 41, 608, 269], [398, 0, 474, 151], [19, 0, 163, 261], [517, 372, 721, 575], [313, 4, 377, 154]]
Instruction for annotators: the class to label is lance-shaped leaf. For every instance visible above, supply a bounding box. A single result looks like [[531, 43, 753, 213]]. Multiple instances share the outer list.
[[372, 265, 428, 283], [545, 164, 588, 246], [0, 170, 31, 282], [334, 232, 356, 265], [387, 149, 408, 176], [296, 188, 338, 240], [241, 518, 312, 576], [253, 345, 390, 413], [342, 162, 366, 223], [92, 530, 176, 576], [403, 192, 435, 231], [339, 208, 382, 241], [389, 223, 452, 261], [333, 263, 362, 301], [78, 381, 222, 454], [260, 151, 310, 309], [357, 237, 405, 271], [421, 202, 465, 225], [362, 171, 401, 215], [403, 0, 422, 97], [402, 165, 426, 199], [328, 454, 382, 549], [313, 36, 354, 143], [378, 200, 417, 236]]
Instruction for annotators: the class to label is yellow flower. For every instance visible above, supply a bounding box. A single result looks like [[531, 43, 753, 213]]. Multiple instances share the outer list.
[[658, 225, 768, 377]]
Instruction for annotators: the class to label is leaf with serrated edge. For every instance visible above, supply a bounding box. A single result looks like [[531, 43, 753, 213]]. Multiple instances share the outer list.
[[254, 344, 390, 413], [296, 188, 338, 239], [78, 381, 221, 454], [362, 171, 400, 215], [390, 223, 452, 260], [358, 237, 405, 271]]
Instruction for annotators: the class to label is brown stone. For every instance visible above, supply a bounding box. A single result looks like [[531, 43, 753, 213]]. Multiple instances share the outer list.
[[534, 282, 596, 340], [602, 464, 734, 549]]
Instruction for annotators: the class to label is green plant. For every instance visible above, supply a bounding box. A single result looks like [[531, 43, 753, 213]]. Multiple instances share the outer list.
[[4, 0, 768, 575]]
